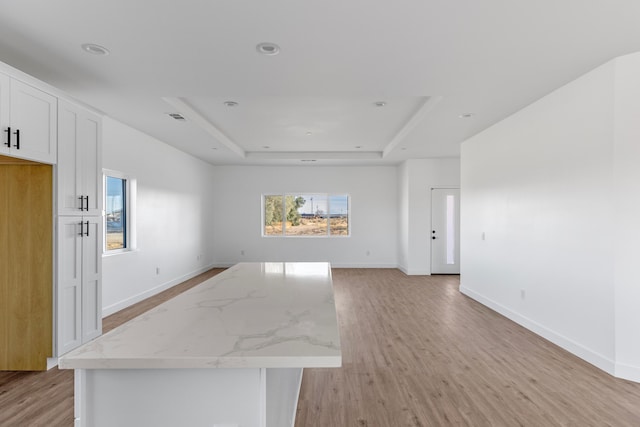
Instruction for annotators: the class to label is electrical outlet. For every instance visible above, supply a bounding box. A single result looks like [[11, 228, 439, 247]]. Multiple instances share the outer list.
[[481, 232, 486, 240], [521, 289, 526, 299], [156, 267, 160, 275], [240, 250, 245, 256], [366, 250, 371, 256]]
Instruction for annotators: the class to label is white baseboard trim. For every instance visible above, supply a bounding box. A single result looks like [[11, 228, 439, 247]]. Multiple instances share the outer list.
[[102, 264, 216, 318], [402, 268, 431, 276], [212, 262, 399, 269], [47, 357, 59, 370], [615, 362, 640, 383], [459, 285, 617, 378]]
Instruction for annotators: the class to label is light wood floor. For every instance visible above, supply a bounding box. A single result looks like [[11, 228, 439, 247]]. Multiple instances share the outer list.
[[2, 269, 640, 426]]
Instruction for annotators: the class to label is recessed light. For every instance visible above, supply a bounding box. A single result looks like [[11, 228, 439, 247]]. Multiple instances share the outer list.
[[373, 101, 387, 107], [263, 146, 270, 149], [355, 146, 362, 149], [224, 101, 238, 107], [81, 43, 109, 56], [459, 113, 475, 118], [211, 147, 218, 150], [401, 147, 407, 151], [167, 113, 186, 121], [256, 42, 280, 56], [301, 159, 317, 162], [306, 132, 312, 136]]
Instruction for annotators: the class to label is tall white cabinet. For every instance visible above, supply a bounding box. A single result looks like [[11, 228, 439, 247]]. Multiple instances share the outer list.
[[56, 100, 103, 356]]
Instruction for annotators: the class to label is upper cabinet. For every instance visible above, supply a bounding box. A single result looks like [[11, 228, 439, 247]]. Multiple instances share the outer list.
[[0, 73, 57, 164], [58, 99, 103, 216]]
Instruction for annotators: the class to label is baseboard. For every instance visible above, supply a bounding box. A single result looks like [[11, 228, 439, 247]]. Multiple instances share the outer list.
[[615, 362, 640, 383], [459, 285, 616, 377], [102, 264, 216, 317], [47, 357, 58, 370], [212, 262, 399, 269], [402, 268, 431, 275]]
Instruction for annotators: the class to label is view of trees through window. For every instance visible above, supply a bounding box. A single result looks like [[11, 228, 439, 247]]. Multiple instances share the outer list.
[[105, 176, 126, 250], [263, 194, 349, 237]]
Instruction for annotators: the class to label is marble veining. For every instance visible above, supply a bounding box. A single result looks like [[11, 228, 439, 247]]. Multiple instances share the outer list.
[[59, 262, 341, 369]]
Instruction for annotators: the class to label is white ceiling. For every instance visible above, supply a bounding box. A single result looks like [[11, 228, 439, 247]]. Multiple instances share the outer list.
[[1, 1, 639, 166]]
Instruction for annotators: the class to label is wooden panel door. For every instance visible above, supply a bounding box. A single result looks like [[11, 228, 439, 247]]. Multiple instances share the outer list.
[[0, 160, 52, 370]]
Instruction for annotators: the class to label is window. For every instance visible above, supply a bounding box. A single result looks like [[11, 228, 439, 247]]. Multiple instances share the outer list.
[[263, 194, 350, 237], [104, 170, 135, 252]]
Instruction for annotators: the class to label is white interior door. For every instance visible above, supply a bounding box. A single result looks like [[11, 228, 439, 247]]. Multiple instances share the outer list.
[[431, 188, 460, 274]]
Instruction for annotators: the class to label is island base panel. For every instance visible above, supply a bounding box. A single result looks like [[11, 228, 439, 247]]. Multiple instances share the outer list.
[[74, 367, 303, 427]]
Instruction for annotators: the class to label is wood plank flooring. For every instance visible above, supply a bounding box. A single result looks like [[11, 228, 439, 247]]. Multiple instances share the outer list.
[[1, 268, 640, 426], [296, 269, 640, 426]]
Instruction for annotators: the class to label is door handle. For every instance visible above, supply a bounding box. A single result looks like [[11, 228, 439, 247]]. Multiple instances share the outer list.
[[13, 129, 19, 149], [432, 236, 437, 240], [4, 127, 10, 147]]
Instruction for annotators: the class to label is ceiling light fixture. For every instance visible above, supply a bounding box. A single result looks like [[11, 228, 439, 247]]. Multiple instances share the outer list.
[[459, 112, 475, 118], [224, 101, 238, 107], [306, 132, 312, 136], [167, 113, 186, 121], [373, 101, 387, 107], [256, 42, 280, 56], [263, 146, 271, 149], [81, 43, 109, 56], [355, 146, 362, 149]]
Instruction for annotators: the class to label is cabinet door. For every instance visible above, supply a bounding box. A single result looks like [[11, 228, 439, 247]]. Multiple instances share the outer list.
[[0, 74, 10, 156], [81, 216, 103, 343], [10, 79, 57, 164], [79, 111, 102, 216], [57, 100, 102, 216], [0, 163, 53, 370], [57, 100, 82, 214], [57, 217, 83, 356]]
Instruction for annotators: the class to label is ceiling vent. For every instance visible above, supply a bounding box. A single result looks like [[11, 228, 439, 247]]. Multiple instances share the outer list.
[[167, 113, 186, 121]]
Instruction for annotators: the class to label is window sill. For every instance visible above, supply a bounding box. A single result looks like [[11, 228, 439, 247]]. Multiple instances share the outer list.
[[103, 248, 139, 257]]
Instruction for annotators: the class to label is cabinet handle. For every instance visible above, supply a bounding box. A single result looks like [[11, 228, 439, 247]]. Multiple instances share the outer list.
[[79, 221, 84, 236], [85, 221, 90, 237], [85, 196, 89, 211], [78, 196, 84, 211], [13, 129, 20, 149], [4, 127, 10, 147]]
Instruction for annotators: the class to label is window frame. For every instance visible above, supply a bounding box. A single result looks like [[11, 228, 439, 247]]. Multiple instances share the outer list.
[[261, 193, 351, 238], [103, 169, 136, 254]]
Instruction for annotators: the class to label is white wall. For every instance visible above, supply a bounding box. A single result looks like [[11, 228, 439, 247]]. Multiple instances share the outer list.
[[461, 53, 640, 381], [210, 166, 397, 268], [101, 117, 216, 316], [397, 158, 460, 274], [613, 53, 640, 380]]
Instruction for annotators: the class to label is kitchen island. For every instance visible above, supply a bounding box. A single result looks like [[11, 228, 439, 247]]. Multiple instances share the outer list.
[[59, 262, 341, 427]]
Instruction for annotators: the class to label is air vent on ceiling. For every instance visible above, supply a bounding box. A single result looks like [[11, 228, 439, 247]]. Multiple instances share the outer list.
[[167, 113, 186, 121]]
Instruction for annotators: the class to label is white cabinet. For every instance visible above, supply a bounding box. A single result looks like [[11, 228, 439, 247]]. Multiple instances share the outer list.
[[57, 216, 103, 356], [56, 100, 103, 356], [0, 73, 57, 164], [58, 100, 102, 216]]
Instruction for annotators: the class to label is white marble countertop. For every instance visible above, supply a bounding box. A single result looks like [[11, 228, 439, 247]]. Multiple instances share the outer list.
[[59, 262, 341, 370]]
